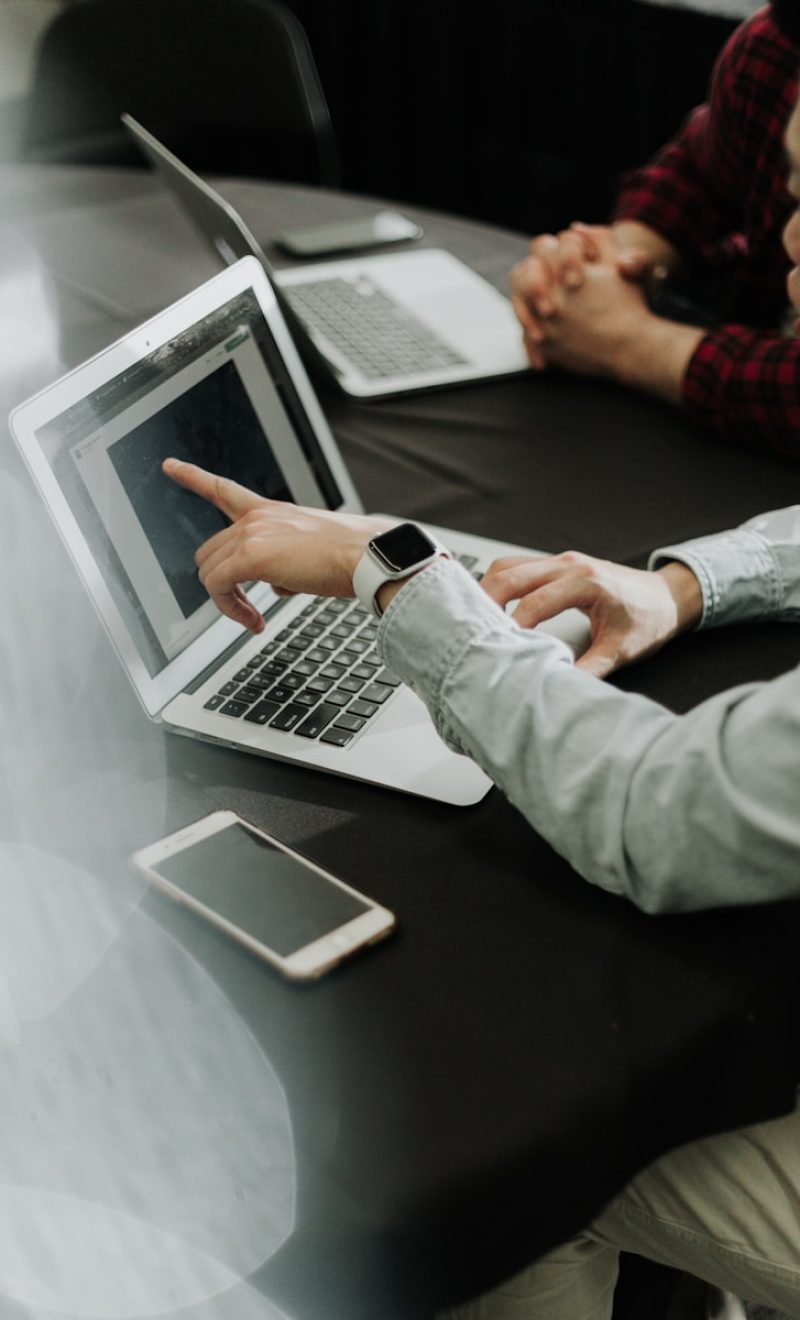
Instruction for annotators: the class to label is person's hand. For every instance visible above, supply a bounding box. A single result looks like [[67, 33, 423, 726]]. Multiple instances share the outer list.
[[513, 251, 657, 380], [481, 550, 703, 678], [163, 458, 392, 633], [509, 221, 680, 368], [511, 248, 704, 401]]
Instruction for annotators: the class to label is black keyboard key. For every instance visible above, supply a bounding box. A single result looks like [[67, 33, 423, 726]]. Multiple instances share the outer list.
[[331, 622, 355, 638], [233, 668, 251, 682], [260, 659, 288, 677], [249, 674, 274, 690], [276, 647, 303, 665], [269, 703, 307, 731], [218, 681, 238, 696], [300, 623, 325, 639], [342, 638, 370, 655], [361, 682, 393, 704], [306, 647, 329, 664], [320, 727, 354, 747], [339, 675, 365, 693], [280, 672, 306, 690], [294, 703, 339, 739], [349, 699, 379, 718], [246, 655, 264, 669], [318, 636, 340, 652], [375, 668, 402, 687], [203, 694, 224, 710], [334, 713, 366, 732], [264, 684, 295, 703], [236, 684, 263, 704], [320, 661, 348, 680], [325, 690, 351, 707], [351, 662, 379, 680], [220, 700, 248, 718], [244, 700, 281, 725], [293, 658, 320, 677], [294, 690, 322, 707], [307, 676, 334, 693]]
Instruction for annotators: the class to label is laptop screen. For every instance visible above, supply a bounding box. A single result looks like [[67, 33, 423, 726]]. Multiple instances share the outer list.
[[33, 289, 344, 680]]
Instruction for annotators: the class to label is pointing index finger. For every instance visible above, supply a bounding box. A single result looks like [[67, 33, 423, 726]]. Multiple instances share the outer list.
[[162, 457, 265, 521]]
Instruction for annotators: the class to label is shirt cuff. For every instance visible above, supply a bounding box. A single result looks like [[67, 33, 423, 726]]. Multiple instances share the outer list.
[[648, 528, 784, 628], [377, 557, 573, 750]]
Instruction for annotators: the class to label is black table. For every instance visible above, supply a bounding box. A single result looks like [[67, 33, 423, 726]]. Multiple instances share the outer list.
[[1, 165, 798, 1320]]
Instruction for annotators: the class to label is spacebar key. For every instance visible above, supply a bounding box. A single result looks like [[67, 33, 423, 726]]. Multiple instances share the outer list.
[[294, 703, 339, 739]]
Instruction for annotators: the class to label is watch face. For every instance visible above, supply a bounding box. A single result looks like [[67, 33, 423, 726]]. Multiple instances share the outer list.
[[371, 523, 437, 572]]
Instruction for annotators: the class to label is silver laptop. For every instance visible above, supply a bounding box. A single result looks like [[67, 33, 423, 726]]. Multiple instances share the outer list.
[[10, 258, 587, 806], [121, 113, 530, 400]]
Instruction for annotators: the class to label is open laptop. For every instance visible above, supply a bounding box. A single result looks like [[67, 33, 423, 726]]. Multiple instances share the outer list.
[[10, 257, 587, 806], [121, 113, 531, 400]]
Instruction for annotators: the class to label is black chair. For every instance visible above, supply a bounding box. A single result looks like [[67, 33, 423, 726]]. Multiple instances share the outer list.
[[19, 0, 339, 186]]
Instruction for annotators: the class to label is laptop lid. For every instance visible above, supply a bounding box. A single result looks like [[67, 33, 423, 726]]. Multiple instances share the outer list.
[[9, 257, 361, 719], [120, 114, 530, 400]]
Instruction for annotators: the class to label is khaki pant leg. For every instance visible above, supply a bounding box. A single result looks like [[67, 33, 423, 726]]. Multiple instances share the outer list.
[[590, 1104, 800, 1318], [442, 1103, 800, 1320], [441, 1233, 619, 1320]]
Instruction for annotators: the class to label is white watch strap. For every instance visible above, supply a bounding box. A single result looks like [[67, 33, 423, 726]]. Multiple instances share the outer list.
[[352, 534, 448, 618]]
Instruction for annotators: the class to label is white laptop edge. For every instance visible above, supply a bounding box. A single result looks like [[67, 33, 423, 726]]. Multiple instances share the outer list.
[[9, 257, 364, 720]]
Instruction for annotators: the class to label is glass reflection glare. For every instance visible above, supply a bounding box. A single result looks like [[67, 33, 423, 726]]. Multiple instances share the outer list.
[[0, 904, 295, 1316]]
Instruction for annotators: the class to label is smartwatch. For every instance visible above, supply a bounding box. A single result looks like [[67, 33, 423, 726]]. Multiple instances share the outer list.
[[352, 523, 449, 617]]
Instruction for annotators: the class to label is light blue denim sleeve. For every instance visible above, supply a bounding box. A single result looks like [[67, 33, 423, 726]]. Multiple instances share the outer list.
[[379, 558, 800, 914], [649, 505, 800, 628]]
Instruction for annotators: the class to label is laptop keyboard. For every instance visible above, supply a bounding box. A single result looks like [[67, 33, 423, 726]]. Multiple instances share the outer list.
[[283, 276, 470, 379], [203, 555, 480, 749]]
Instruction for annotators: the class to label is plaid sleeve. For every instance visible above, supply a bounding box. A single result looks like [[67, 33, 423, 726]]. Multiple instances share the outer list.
[[683, 328, 800, 458], [612, 11, 783, 263]]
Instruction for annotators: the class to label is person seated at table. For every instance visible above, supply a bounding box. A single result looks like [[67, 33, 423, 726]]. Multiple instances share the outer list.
[[159, 56, 800, 1312], [162, 469, 800, 1320], [509, 0, 800, 461], [165, 486, 800, 1320]]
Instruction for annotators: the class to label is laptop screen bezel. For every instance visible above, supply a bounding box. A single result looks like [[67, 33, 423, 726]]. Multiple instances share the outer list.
[[10, 257, 363, 717]]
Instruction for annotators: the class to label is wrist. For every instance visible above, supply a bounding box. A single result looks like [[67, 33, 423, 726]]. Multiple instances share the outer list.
[[611, 315, 705, 404], [352, 523, 449, 616], [611, 221, 682, 278], [656, 561, 704, 634]]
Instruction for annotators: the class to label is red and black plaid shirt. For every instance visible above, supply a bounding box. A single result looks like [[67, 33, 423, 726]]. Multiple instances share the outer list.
[[613, 6, 800, 458]]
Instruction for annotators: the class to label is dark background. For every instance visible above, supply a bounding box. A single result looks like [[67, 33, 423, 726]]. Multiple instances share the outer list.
[[284, 0, 739, 233]]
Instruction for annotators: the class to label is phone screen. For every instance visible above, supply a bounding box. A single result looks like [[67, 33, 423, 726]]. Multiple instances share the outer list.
[[154, 823, 370, 955]]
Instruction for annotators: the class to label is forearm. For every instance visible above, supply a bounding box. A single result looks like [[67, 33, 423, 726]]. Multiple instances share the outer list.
[[380, 561, 800, 913], [610, 313, 706, 405], [613, 131, 725, 265]]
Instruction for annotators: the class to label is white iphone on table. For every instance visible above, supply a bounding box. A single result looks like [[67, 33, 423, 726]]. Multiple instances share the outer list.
[[131, 810, 395, 980]]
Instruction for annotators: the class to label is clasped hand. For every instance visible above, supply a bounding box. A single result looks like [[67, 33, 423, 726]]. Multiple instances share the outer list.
[[508, 223, 662, 377]]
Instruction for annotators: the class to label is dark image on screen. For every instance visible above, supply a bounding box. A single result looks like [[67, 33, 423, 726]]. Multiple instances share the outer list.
[[107, 359, 291, 618]]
